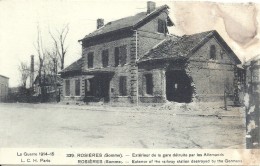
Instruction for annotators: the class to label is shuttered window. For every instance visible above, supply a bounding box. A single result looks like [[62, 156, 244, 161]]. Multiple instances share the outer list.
[[114, 47, 119, 67], [119, 76, 127, 96], [102, 49, 109, 67], [210, 45, 216, 60], [120, 45, 127, 66], [75, 79, 80, 96], [145, 74, 153, 95], [88, 52, 94, 68], [158, 19, 166, 33], [65, 80, 70, 96]]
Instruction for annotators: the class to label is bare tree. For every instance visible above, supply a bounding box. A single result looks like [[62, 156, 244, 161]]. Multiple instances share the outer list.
[[49, 24, 69, 70], [45, 48, 59, 75], [18, 62, 30, 87], [34, 24, 49, 101], [34, 24, 46, 84]]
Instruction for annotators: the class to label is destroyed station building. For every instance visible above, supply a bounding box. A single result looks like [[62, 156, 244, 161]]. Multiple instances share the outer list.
[[60, 1, 241, 104]]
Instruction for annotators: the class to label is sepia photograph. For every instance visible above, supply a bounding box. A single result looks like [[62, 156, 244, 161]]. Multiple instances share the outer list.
[[0, 0, 259, 153]]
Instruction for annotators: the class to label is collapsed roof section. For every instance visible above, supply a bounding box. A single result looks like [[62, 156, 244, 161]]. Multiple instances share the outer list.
[[138, 30, 241, 64]]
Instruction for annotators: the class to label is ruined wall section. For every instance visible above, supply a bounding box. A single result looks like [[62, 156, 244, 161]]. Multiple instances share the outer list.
[[189, 37, 236, 101]]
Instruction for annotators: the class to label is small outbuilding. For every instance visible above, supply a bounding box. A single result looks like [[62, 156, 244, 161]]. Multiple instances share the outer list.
[[0, 74, 9, 102]]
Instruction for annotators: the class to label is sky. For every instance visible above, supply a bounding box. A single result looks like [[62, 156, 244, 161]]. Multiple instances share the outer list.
[[0, 0, 259, 87]]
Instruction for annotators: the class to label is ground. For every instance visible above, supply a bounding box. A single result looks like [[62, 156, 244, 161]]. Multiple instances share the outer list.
[[0, 102, 246, 148]]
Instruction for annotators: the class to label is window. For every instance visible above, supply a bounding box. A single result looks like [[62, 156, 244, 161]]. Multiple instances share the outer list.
[[75, 79, 80, 96], [86, 79, 91, 92], [114, 47, 119, 67], [145, 74, 153, 95], [158, 19, 166, 33], [114, 45, 127, 66], [88, 52, 94, 68], [102, 49, 109, 67], [65, 80, 70, 96], [210, 45, 216, 60], [85, 79, 94, 96], [220, 50, 224, 59], [119, 76, 127, 96], [120, 45, 127, 66]]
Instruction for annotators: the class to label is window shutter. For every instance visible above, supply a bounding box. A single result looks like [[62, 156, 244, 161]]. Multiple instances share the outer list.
[[120, 45, 127, 66], [115, 47, 119, 67], [88, 52, 94, 68], [75, 79, 80, 96], [102, 50, 109, 67], [158, 19, 165, 33], [119, 76, 127, 96], [65, 80, 70, 96], [210, 45, 216, 60], [145, 74, 153, 95]]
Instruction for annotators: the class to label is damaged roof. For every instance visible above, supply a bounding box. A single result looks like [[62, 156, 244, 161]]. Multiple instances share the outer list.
[[138, 30, 241, 64], [60, 58, 84, 74], [79, 5, 173, 41]]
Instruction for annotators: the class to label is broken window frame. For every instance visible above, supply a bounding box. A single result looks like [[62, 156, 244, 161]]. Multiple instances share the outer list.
[[65, 80, 70, 96], [144, 74, 153, 95], [210, 45, 216, 60], [87, 52, 94, 68], [119, 76, 127, 96], [75, 79, 81, 96], [102, 49, 109, 67]]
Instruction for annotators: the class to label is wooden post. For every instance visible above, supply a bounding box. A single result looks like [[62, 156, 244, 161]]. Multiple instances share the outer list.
[[245, 91, 259, 149]]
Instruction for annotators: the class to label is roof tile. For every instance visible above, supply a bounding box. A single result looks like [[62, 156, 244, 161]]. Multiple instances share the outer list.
[[138, 30, 216, 62]]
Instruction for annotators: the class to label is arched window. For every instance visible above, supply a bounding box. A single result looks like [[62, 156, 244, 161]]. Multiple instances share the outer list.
[[210, 45, 216, 60]]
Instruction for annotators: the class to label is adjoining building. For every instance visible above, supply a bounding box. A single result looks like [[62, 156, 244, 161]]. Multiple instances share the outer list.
[[0, 74, 9, 102], [60, 1, 241, 104], [33, 74, 63, 102]]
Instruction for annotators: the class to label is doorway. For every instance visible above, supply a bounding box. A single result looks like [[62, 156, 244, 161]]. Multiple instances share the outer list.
[[166, 70, 193, 103], [85, 74, 111, 102]]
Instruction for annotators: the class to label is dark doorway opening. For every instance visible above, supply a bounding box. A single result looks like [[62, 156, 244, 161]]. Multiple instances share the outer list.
[[85, 74, 112, 102], [166, 70, 193, 103]]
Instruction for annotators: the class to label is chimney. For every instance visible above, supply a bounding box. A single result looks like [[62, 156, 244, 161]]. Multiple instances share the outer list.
[[97, 18, 104, 29], [147, 1, 156, 14], [30, 55, 34, 88]]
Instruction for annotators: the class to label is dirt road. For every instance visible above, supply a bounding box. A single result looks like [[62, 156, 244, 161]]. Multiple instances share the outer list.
[[0, 103, 245, 148]]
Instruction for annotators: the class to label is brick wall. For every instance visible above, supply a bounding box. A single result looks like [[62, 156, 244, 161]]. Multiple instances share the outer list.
[[61, 76, 84, 103], [189, 37, 236, 101], [62, 11, 174, 104], [137, 36, 238, 103]]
